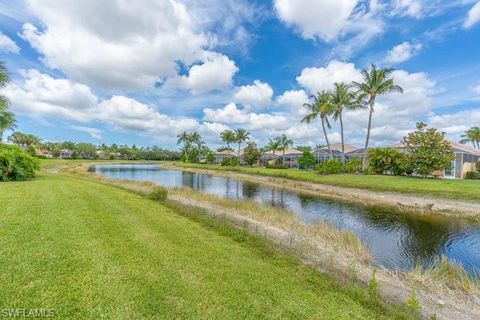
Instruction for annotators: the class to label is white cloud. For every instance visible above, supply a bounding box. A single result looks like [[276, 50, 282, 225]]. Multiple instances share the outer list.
[[71, 126, 102, 140], [428, 108, 480, 138], [5, 69, 98, 122], [471, 83, 480, 94], [384, 42, 422, 64], [274, 0, 358, 41], [233, 80, 273, 108], [20, 0, 213, 89], [164, 51, 238, 94], [0, 32, 20, 53], [391, 0, 422, 18], [296, 60, 362, 94], [464, 1, 480, 29], [276, 90, 309, 116]]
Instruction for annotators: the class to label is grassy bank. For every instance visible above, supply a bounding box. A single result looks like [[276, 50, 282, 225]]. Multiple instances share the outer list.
[[169, 162, 480, 201], [0, 173, 414, 319]]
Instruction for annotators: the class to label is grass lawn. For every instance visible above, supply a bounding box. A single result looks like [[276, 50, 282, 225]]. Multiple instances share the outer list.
[[170, 162, 480, 201], [0, 173, 414, 319]]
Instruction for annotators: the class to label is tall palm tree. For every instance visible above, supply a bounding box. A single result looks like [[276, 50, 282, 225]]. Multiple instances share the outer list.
[[234, 128, 250, 163], [353, 64, 403, 169], [0, 61, 15, 143], [220, 129, 236, 151], [460, 127, 480, 148], [177, 131, 190, 161], [301, 91, 335, 159], [8, 132, 40, 149], [331, 82, 365, 164], [278, 134, 293, 165]]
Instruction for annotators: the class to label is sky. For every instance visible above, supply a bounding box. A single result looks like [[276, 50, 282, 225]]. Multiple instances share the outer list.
[[0, 0, 479, 149]]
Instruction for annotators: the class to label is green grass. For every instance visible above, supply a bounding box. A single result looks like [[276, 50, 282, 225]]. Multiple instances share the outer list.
[[170, 162, 480, 201], [0, 173, 415, 319]]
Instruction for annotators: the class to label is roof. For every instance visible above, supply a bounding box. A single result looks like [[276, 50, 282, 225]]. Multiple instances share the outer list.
[[282, 147, 303, 156], [215, 150, 236, 156], [450, 141, 480, 155], [319, 143, 359, 153]]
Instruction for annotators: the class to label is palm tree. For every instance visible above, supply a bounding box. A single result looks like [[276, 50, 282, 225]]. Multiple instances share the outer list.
[[8, 132, 40, 149], [331, 82, 365, 164], [278, 134, 293, 165], [301, 91, 335, 159], [0, 61, 15, 143], [177, 131, 190, 161], [353, 64, 403, 169], [266, 138, 281, 162], [220, 129, 236, 151], [234, 128, 250, 164], [460, 127, 480, 148]]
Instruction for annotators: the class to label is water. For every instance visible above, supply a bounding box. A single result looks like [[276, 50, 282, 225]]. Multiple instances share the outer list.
[[91, 163, 480, 274]]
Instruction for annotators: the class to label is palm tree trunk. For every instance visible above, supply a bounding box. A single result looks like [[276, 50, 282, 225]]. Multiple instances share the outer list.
[[339, 113, 345, 164], [321, 117, 332, 160], [282, 149, 285, 165], [362, 100, 375, 170], [237, 143, 241, 166]]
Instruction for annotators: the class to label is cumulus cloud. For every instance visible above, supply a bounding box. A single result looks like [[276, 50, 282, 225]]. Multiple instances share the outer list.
[[384, 42, 422, 64], [276, 90, 309, 116], [464, 1, 480, 29], [5, 69, 98, 122], [71, 126, 102, 140], [296, 60, 362, 94], [233, 80, 273, 109], [471, 83, 480, 95], [164, 51, 238, 94], [0, 32, 20, 53], [274, 0, 358, 41]]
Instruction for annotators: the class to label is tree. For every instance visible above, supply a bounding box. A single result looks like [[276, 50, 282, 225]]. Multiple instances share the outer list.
[[460, 127, 480, 148], [367, 148, 406, 175], [353, 65, 403, 169], [298, 150, 315, 169], [177, 131, 191, 162], [220, 130, 235, 150], [277, 134, 293, 165], [0, 62, 16, 142], [403, 122, 455, 177], [301, 91, 335, 159], [266, 138, 281, 162], [8, 132, 40, 149], [331, 82, 365, 164], [234, 128, 249, 164], [243, 142, 261, 166]]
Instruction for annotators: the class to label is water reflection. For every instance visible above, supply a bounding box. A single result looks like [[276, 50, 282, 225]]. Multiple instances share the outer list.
[[91, 164, 480, 274]]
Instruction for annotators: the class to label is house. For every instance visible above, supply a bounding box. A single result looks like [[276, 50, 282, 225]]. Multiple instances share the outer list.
[[279, 148, 303, 168], [214, 149, 236, 164], [59, 149, 72, 158], [34, 147, 53, 158], [314, 143, 359, 163]]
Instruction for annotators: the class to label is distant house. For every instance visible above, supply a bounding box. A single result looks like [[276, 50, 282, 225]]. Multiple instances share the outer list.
[[279, 148, 303, 168], [214, 150, 236, 164], [314, 143, 359, 163], [34, 147, 53, 158], [60, 149, 72, 159]]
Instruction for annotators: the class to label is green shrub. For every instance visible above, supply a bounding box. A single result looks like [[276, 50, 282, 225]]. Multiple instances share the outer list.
[[148, 186, 168, 201], [243, 142, 261, 166], [220, 157, 238, 166], [0, 144, 40, 181], [316, 159, 342, 175], [206, 152, 215, 164], [476, 161, 480, 173], [344, 157, 362, 174], [298, 150, 315, 169], [367, 147, 406, 175], [465, 171, 480, 180], [265, 163, 289, 169]]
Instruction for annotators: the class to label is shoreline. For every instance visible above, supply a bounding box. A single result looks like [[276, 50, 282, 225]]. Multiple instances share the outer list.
[[162, 163, 480, 220]]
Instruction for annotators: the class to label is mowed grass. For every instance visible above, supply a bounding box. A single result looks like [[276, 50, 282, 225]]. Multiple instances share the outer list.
[[170, 162, 480, 201], [0, 174, 414, 319]]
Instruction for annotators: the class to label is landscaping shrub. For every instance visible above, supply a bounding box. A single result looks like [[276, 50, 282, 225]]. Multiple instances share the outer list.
[[220, 157, 238, 166], [465, 171, 480, 180], [298, 150, 316, 169], [265, 163, 289, 169], [0, 144, 40, 181], [243, 142, 261, 166], [476, 160, 480, 173], [316, 159, 342, 175], [367, 147, 406, 175], [206, 152, 215, 164], [148, 186, 168, 201], [343, 157, 362, 174]]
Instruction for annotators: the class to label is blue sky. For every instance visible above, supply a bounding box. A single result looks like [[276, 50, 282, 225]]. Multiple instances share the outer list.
[[0, 0, 479, 149]]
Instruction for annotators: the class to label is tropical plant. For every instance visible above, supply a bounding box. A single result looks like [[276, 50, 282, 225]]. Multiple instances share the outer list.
[[0, 144, 40, 181], [0, 62, 16, 143], [220, 129, 236, 151], [331, 82, 365, 164], [316, 159, 342, 175], [460, 127, 480, 148], [266, 138, 281, 159], [242, 141, 261, 166], [234, 128, 249, 164], [367, 148, 407, 175], [301, 91, 334, 159], [353, 65, 403, 169], [403, 122, 455, 177], [298, 150, 315, 169], [344, 157, 362, 174], [8, 132, 41, 149], [277, 134, 293, 165]]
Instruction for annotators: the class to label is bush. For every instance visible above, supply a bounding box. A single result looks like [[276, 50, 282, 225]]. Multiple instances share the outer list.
[[148, 186, 168, 201], [367, 148, 406, 175], [298, 150, 316, 169], [465, 171, 480, 180], [344, 157, 362, 174], [243, 142, 261, 166], [476, 161, 480, 173], [265, 163, 289, 169], [0, 144, 40, 181], [206, 152, 215, 164], [316, 159, 342, 175], [220, 157, 238, 166]]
